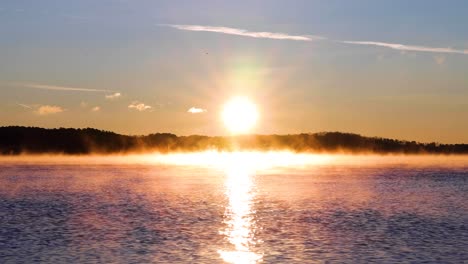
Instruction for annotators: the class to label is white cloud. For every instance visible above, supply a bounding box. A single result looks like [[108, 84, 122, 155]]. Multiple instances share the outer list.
[[91, 106, 100, 112], [35, 105, 64, 115], [16, 83, 113, 92], [163, 24, 323, 41], [341, 40, 468, 55], [128, 101, 152, 111], [187, 107, 207, 114], [105, 92, 122, 100]]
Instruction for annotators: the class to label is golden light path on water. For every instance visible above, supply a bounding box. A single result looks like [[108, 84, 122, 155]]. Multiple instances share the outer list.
[[217, 160, 260, 264]]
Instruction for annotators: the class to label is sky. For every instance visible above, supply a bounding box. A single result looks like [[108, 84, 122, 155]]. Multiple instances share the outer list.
[[1, 0, 468, 143]]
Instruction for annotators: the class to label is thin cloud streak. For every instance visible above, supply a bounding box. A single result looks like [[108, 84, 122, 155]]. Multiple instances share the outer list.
[[341, 40, 468, 55], [164, 23, 468, 55], [105, 92, 122, 99], [16, 83, 114, 93], [164, 24, 323, 41], [17, 103, 32, 109]]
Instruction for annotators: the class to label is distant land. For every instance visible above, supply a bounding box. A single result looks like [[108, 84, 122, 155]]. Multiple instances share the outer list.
[[1, 126, 467, 155]]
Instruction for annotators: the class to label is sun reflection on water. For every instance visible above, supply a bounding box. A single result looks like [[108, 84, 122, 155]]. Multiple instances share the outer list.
[[218, 162, 262, 264]]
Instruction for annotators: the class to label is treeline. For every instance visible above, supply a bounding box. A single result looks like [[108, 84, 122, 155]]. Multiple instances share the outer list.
[[1, 126, 468, 155]]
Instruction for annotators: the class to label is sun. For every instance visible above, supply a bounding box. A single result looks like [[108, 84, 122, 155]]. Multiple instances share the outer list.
[[222, 97, 259, 134]]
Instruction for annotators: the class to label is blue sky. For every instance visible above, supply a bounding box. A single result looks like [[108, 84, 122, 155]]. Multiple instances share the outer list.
[[1, 0, 468, 142]]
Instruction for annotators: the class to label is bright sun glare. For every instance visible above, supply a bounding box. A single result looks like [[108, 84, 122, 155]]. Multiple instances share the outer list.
[[222, 97, 259, 134]]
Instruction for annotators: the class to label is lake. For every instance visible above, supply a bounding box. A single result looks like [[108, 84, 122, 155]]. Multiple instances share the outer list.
[[1, 153, 467, 263]]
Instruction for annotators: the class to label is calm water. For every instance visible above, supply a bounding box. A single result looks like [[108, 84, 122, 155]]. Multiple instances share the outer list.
[[0, 154, 467, 263]]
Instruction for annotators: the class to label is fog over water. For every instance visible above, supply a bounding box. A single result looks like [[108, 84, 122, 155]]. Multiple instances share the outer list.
[[1, 153, 467, 263]]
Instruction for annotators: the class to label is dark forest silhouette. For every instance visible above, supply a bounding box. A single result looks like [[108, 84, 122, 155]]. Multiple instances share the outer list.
[[1, 126, 467, 155]]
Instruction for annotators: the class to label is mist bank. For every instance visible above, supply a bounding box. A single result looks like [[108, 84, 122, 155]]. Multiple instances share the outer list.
[[1, 126, 468, 155]]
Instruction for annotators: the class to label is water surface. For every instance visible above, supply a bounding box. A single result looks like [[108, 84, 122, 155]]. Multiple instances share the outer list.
[[0, 154, 467, 263]]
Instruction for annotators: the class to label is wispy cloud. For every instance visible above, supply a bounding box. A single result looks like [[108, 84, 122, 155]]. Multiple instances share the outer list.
[[91, 106, 101, 112], [35, 105, 65, 115], [128, 101, 152, 111], [163, 24, 323, 41], [17, 103, 32, 109], [164, 23, 468, 56], [15, 83, 113, 92], [187, 107, 207, 114], [341, 40, 468, 55], [105, 92, 122, 100]]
